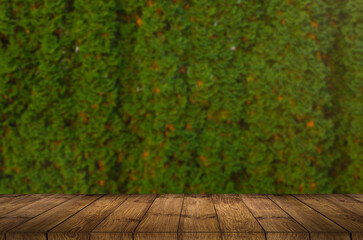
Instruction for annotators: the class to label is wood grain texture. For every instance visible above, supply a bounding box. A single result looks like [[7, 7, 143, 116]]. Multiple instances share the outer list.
[[135, 194, 183, 233], [294, 194, 363, 240], [241, 194, 309, 240], [0, 194, 362, 240], [178, 195, 220, 240], [179, 195, 220, 232], [323, 194, 363, 217], [347, 194, 363, 203], [352, 233, 363, 240], [0, 194, 49, 216], [91, 233, 132, 240], [134, 233, 176, 240], [222, 233, 265, 240], [1, 195, 74, 240], [268, 194, 350, 240], [178, 232, 220, 240], [7, 194, 102, 240], [212, 194, 264, 234], [48, 194, 128, 240], [91, 194, 156, 239]]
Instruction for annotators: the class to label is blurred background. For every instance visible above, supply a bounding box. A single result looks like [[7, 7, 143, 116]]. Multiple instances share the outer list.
[[0, 0, 362, 194]]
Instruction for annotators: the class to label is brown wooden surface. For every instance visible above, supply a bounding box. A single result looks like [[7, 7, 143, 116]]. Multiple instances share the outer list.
[[294, 194, 363, 240], [0, 194, 362, 240], [241, 194, 309, 240], [268, 195, 350, 240]]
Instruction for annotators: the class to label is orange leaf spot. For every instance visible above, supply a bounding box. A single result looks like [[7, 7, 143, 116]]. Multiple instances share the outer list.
[[55, 164, 61, 169], [177, 93, 181, 99], [154, 88, 160, 94], [311, 21, 318, 28], [80, 112, 88, 123], [55, 140, 61, 146], [207, 114, 213, 119], [186, 124, 192, 131], [246, 100, 251, 105], [98, 160, 104, 168], [152, 61, 159, 70], [102, 33, 108, 38], [179, 66, 186, 73], [242, 37, 249, 42], [197, 80, 203, 88], [91, 104, 98, 109], [15, 167, 20, 173], [281, 19, 286, 25], [96, 54, 101, 60], [190, 16, 195, 22], [287, 0, 292, 4], [143, 152, 149, 158], [310, 182, 316, 189], [306, 120, 314, 128], [278, 96, 283, 101], [156, 8, 162, 15], [136, 16, 142, 26], [185, 4, 190, 9], [99, 180, 105, 186], [250, 110, 254, 115], [299, 183, 304, 192], [147, 0, 153, 6], [200, 155, 207, 162]]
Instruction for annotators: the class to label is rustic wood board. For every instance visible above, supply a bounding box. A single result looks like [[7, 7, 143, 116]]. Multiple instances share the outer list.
[[268, 194, 350, 240], [294, 194, 363, 240], [7, 194, 102, 240], [241, 194, 309, 240], [179, 195, 220, 240], [134, 194, 183, 240], [0, 194, 362, 240], [48, 194, 128, 240]]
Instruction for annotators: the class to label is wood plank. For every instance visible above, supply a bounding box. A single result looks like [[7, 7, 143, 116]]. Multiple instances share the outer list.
[[134, 233, 176, 240], [324, 194, 363, 216], [91, 194, 156, 240], [212, 194, 264, 240], [134, 194, 183, 240], [48, 194, 128, 240], [91, 233, 132, 240], [268, 195, 350, 240], [7, 194, 102, 240], [241, 194, 308, 240], [0, 194, 50, 216], [346, 194, 363, 203], [222, 233, 267, 240], [0, 195, 21, 203], [178, 195, 220, 240], [178, 233, 220, 240], [294, 194, 363, 239], [0, 195, 75, 240]]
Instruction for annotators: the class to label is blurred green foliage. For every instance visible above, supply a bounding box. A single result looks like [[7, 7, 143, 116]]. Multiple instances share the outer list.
[[0, 0, 362, 194]]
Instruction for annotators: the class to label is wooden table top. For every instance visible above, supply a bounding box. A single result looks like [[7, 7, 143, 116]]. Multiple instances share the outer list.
[[0, 194, 362, 240]]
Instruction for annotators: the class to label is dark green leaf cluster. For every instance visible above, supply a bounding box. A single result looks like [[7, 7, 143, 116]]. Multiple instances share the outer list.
[[0, 0, 361, 194]]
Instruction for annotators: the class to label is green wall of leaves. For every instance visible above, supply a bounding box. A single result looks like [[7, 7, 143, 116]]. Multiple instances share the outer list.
[[0, 0, 362, 194]]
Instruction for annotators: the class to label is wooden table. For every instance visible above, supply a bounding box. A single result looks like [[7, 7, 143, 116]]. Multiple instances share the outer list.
[[0, 194, 362, 240]]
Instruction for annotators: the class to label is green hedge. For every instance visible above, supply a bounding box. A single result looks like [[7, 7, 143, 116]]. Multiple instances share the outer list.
[[0, 0, 362, 194]]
